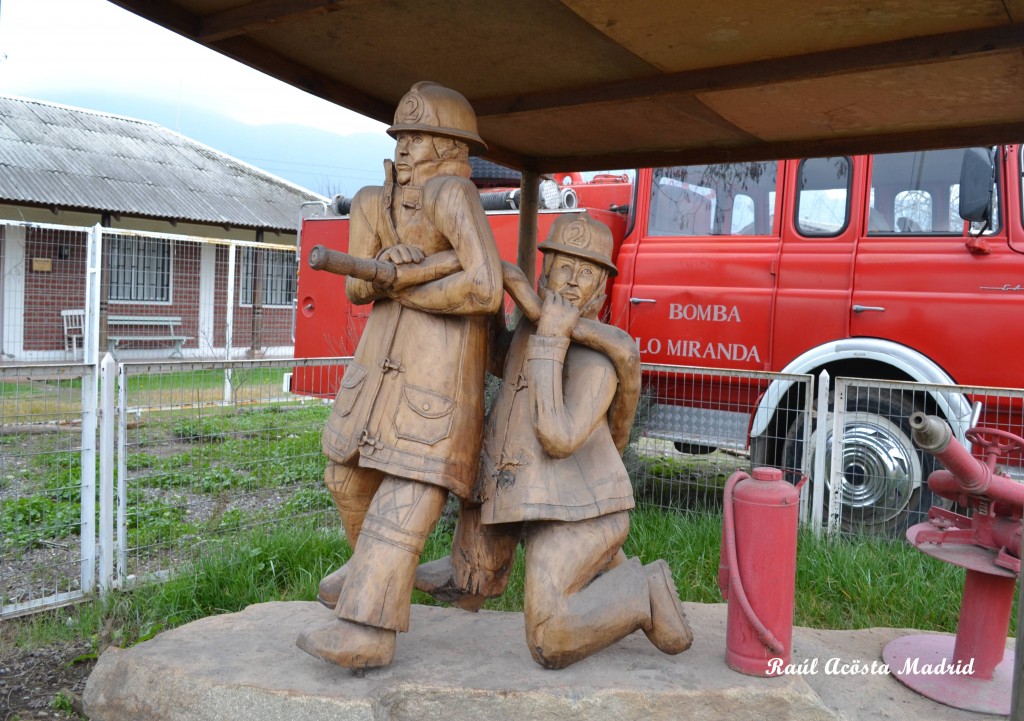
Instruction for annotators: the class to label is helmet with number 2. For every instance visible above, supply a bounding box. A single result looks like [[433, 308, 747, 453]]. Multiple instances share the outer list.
[[388, 82, 487, 154], [538, 212, 618, 277]]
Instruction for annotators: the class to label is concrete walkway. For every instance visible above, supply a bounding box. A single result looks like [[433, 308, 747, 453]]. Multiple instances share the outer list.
[[84, 601, 1010, 720]]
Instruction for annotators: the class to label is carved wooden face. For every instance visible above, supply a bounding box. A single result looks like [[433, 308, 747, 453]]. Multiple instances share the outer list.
[[394, 131, 439, 184], [545, 252, 604, 312]]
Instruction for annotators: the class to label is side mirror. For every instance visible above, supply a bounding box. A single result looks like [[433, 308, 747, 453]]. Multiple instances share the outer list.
[[958, 148, 994, 224]]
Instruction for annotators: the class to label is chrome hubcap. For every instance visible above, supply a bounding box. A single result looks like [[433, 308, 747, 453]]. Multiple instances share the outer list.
[[816, 412, 921, 525]]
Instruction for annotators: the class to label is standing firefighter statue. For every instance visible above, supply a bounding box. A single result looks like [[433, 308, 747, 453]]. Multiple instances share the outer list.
[[416, 212, 694, 668], [296, 82, 502, 668]]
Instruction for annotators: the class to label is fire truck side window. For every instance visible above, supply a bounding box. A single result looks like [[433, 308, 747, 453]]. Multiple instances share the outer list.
[[648, 161, 778, 237], [796, 157, 852, 236], [869, 148, 1000, 236]]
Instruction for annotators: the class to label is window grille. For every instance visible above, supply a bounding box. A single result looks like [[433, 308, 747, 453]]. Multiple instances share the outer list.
[[240, 247, 297, 307], [108, 234, 172, 302]]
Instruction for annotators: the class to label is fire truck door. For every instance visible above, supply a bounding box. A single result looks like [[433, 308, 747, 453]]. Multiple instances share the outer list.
[[772, 156, 858, 368], [851, 148, 1023, 390], [627, 162, 782, 371]]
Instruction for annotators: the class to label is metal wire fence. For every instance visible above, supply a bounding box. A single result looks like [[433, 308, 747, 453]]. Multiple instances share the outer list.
[[826, 377, 1024, 539], [8, 353, 1024, 618], [627, 364, 814, 516], [2, 223, 90, 363], [0, 363, 95, 617], [1, 220, 298, 363], [113, 357, 346, 588]]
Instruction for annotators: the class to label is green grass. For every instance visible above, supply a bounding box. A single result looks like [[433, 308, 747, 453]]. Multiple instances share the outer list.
[[0, 377, 84, 396], [625, 506, 973, 632], [2, 402, 330, 550], [8, 507, 980, 657], [0, 386, 978, 649], [122, 368, 285, 394], [11, 520, 349, 651]]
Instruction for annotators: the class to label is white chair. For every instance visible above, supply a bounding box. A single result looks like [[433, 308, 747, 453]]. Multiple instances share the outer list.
[[61, 309, 84, 359]]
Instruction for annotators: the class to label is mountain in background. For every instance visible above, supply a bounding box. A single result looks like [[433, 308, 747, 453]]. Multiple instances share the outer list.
[[43, 90, 394, 198]]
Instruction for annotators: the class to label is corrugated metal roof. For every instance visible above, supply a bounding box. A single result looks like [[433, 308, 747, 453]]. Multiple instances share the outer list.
[[470, 157, 520, 183], [0, 95, 325, 231]]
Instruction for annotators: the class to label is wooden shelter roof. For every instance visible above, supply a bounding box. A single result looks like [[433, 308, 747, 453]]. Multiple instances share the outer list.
[[109, 1, 1024, 171]]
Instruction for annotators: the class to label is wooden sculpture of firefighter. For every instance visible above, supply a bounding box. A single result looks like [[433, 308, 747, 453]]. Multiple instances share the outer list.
[[296, 81, 502, 668], [415, 212, 694, 669]]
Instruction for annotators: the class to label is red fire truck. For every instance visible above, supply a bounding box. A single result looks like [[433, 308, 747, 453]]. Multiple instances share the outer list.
[[293, 145, 1023, 532]]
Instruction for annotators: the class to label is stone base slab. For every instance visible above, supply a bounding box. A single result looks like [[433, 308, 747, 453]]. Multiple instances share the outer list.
[[84, 601, 1006, 720]]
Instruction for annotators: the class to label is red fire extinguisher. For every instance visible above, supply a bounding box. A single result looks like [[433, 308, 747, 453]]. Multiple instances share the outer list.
[[718, 467, 800, 676]]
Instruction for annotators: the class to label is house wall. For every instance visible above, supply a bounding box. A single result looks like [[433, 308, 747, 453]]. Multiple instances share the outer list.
[[20, 226, 88, 353]]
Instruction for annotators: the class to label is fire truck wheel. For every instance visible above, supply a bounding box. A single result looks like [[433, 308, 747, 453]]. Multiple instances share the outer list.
[[781, 388, 936, 537], [673, 441, 717, 455]]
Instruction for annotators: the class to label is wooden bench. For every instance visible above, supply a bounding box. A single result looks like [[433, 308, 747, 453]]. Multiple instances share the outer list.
[[61, 311, 191, 357], [108, 315, 190, 357]]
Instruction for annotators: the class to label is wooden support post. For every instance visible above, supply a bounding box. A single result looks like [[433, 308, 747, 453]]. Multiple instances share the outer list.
[[250, 230, 265, 357], [515, 170, 540, 325]]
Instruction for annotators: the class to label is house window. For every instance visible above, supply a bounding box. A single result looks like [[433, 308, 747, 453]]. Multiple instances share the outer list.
[[240, 248, 297, 307], [108, 234, 172, 302]]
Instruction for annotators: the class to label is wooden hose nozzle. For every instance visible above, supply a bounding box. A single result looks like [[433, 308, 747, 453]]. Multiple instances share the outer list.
[[308, 245, 397, 286]]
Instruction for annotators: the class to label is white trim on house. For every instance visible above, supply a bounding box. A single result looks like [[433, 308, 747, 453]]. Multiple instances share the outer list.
[[198, 243, 217, 355], [1, 224, 26, 358]]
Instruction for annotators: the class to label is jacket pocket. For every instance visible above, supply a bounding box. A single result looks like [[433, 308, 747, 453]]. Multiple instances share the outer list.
[[334, 364, 368, 417], [395, 385, 456, 446]]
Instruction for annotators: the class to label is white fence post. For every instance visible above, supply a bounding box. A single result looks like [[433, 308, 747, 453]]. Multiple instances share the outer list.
[[811, 370, 830, 537], [79, 224, 102, 594], [98, 353, 116, 595], [827, 379, 847, 536], [84, 225, 102, 366], [117, 362, 128, 588], [1, 222, 26, 359], [224, 242, 236, 403]]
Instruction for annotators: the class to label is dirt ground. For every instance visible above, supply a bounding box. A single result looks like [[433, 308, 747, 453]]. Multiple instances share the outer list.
[[0, 624, 92, 721]]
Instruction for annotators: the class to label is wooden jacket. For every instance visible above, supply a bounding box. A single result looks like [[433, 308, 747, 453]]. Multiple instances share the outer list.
[[322, 167, 502, 498], [477, 321, 636, 524]]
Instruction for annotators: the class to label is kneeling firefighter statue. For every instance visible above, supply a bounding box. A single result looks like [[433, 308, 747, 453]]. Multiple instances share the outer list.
[[416, 212, 694, 669]]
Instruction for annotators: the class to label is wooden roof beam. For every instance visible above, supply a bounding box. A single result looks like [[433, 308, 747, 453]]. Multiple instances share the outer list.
[[536, 120, 1024, 173], [198, 0, 364, 43], [108, 0, 200, 37], [475, 22, 1024, 117]]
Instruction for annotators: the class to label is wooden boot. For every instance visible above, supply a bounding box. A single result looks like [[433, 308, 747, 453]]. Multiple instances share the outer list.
[[642, 559, 693, 655], [415, 556, 488, 611], [317, 563, 349, 608], [296, 618, 396, 669]]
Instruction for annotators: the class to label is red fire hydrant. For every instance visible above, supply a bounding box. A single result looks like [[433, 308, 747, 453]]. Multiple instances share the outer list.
[[718, 467, 799, 676], [883, 413, 1023, 715]]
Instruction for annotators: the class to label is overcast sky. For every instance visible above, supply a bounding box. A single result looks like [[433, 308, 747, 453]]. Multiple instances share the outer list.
[[0, 0, 387, 136]]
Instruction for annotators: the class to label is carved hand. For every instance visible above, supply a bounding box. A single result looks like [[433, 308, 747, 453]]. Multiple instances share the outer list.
[[378, 244, 425, 265], [578, 290, 607, 320], [537, 293, 579, 338]]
